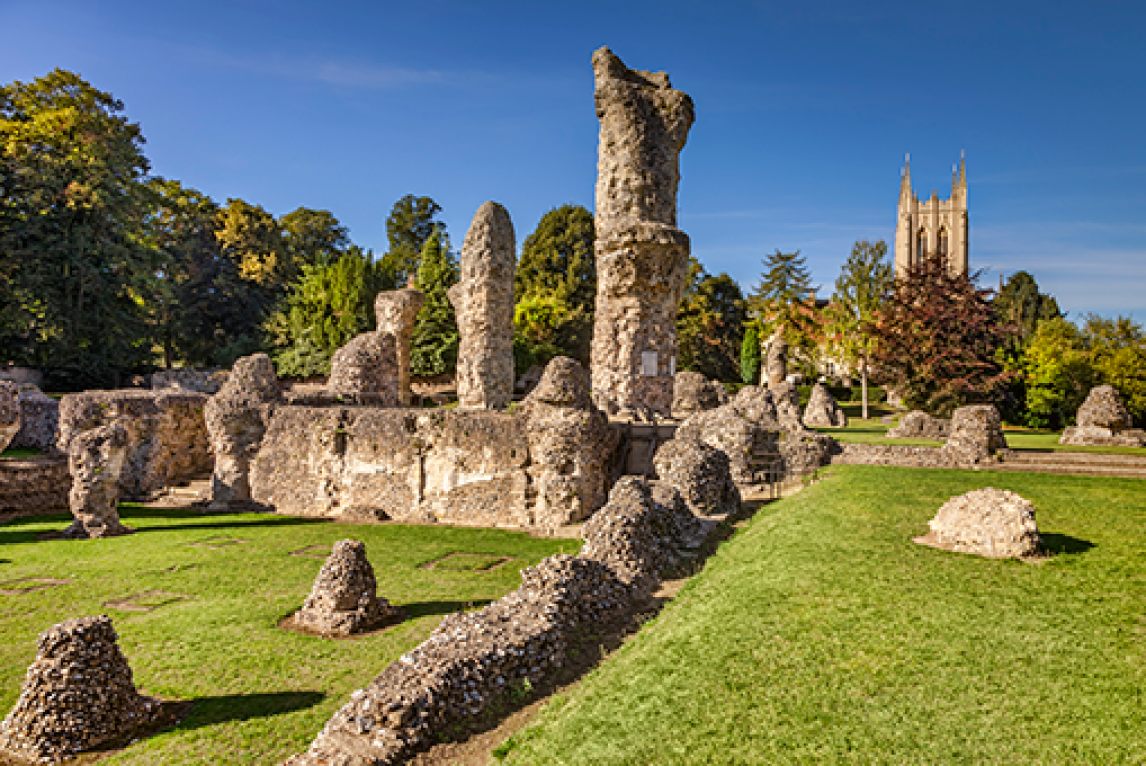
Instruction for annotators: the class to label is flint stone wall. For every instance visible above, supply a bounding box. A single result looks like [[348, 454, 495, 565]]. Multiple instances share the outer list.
[[151, 368, 229, 394], [327, 332, 399, 403], [285, 475, 709, 766], [11, 387, 60, 451], [916, 487, 1041, 559], [0, 456, 70, 515], [886, 410, 951, 440], [671, 372, 727, 417], [374, 289, 425, 406], [0, 381, 20, 453], [1061, 385, 1145, 447], [57, 390, 212, 499], [589, 47, 695, 416], [803, 383, 847, 428]]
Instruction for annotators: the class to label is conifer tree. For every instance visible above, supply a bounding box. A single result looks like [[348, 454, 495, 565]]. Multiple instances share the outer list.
[[410, 227, 460, 377], [741, 325, 761, 385]]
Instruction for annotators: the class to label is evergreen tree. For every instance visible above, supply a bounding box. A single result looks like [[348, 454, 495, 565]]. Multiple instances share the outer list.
[[676, 258, 746, 382], [994, 270, 1062, 348], [513, 204, 596, 368], [280, 207, 350, 269], [747, 249, 818, 349], [266, 246, 387, 378], [825, 240, 893, 418], [410, 228, 459, 377], [740, 325, 761, 385], [383, 194, 445, 285]]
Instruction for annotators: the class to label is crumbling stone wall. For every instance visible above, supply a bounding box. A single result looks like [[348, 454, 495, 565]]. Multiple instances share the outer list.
[[292, 540, 399, 636], [0, 456, 70, 515], [0, 381, 20, 453], [285, 474, 709, 766], [671, 371, 727, 417], [11, 386, 60, 451], [374, 288, 425, 406], [449, 201, 516, 410], [62, 421, 132, 539], [589, 47, 695, 416], [804, 383, 848, 428], [327, 332, 399, 403], [652, 437, 740, 516], [205, 353, 284, 509], [0, 616, 160, 763], [1061, 385, 1145, 447], [940, 404, 1007, 464], [151, 368, 229, 394], [763, 327, 787, 388], [57, 390, 212, 499], [886, 410, 951, 440]]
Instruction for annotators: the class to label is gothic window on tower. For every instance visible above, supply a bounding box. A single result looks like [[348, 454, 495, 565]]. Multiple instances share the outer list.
[[938, 227, 949, 262], [917, 229, 928, 263]]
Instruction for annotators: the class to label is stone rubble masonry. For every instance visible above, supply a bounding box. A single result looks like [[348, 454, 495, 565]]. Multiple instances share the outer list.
[[293, 540, 400, 637], [284, 474, 706, 766], [589, 47, 695, 417], [770, 381, 808, 434], [0, 381, 20, 453], [763, 327, 787, 388], [915, 487, 1042, 559], [730, 385, 781, 429], [57, 389, 212, 500], [0, 455, 70, 515], [1061, 385, 1146, 447], [653, 436, 740, 517], [448, 201, 516, 411], [374, 289, 425, 407], [671, 371, 727, 417], [12, 386, 61, 451], [0, 615, 160, 764], [940, 404, 1007, 464], [150, 368, 229, 394], [522, 357, 617, 529], [327, 332, 400, 404], [803, 383, 848, 428], [886, 410, 951, 440], [62, 421, 133, 539], [205, 354, 284, 509]]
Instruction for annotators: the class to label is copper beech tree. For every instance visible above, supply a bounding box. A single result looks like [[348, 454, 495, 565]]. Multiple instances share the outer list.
[[868, 257, 1016, 417]]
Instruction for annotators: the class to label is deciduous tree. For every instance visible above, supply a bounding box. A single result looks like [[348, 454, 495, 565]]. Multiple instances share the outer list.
[[383, 194, 445, 285], [676, 258, 745, 383]]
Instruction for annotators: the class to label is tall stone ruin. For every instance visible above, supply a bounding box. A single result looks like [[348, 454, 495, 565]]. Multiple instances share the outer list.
[[448, 201, 516, 410], [63, 421, 133, 539], [589, 46, 695, 416], [205, 354, 283, 509], [374, 288, 425, 406]]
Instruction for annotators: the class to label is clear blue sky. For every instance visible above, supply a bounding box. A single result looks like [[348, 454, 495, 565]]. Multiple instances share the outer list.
[[3, 0, 1143, 321]]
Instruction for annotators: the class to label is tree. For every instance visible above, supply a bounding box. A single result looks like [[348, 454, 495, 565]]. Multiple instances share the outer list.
[[676, 258, 745, 383], [0, 69, 155, 388], [825, 240, 893, 419], [1021, 318, 1095, 429], [280, 207, 350, 269], [994, 271, 1062, 348], [740, 325, 761, 385], [746, 250, 819, 377], [266, 246, 388, 378], [868, 257, 1015, 416], [1081, 314, 1146, 425], [409, 228, 459, 377], [216, 198, 291, 289], [513, 204, 596, 368], [383, 195, 445, 285]]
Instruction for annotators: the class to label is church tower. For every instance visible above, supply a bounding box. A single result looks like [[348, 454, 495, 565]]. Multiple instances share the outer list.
[[894, 154, 969, 278]]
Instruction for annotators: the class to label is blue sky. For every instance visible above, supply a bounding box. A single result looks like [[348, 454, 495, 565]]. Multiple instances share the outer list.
[[3, 0, 1144, 321]]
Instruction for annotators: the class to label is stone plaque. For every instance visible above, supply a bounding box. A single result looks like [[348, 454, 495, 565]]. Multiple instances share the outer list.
[[641, 351, 658, 377]]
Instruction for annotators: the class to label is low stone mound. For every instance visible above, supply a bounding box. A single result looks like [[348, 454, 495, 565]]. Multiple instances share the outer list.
[[941, 404, 1008, 464], [327, 332, 399, 402], [291, 540, 399, 636], [771, 380, 807, 433], [803, 383, 847, 428], [653, 437, 740, 516], [0, 380, 21, 453], [1061, 385, 1144, 447], [915, 487, 1041, 559], [671, 372, 727, 417], [150, 368, 229, 394], [675, 405, 760, 485], [0, 615, 160, 763], [12, 386, 60, 451], [886, 410, 951, 439], [62, 421, 133, 539]]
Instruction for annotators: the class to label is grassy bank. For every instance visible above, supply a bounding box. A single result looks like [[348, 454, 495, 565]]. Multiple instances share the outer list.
[[0, 507, 575, 764], [497, 466, 1146, 764]]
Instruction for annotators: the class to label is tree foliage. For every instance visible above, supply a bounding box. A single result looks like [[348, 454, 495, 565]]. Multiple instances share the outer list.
[[383, 194, 445, 285], [748, 249, 817, 333], [513, 204, 596, 369], [410, 228, 459, 377], [994, 270, 1062, 348], [676, 258, 745, 382], [869, 258, 1015, 416], [740, 325, 761, 385], [280, 207, 350, 269], [1021, 318, 1096, 429]]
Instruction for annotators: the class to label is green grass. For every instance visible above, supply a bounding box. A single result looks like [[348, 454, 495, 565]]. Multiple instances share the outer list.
[[0, 506, 576, 764], [496, 466, 1146, 765], [0, 447, 42, 460]]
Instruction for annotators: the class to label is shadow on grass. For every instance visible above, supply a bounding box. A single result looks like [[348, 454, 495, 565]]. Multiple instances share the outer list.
[[1040, 533, 1096, 556], [177, 691, 326, 731], [403, 599, 494, 620]]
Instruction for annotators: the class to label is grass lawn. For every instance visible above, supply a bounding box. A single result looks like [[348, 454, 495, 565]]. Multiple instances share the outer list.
[[0, 448, 42, 460], [0, 506, 576, 764], [496, 465, 1146, 765]]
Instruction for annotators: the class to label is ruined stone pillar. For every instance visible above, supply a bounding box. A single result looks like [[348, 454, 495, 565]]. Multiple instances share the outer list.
[[448, 201, 516, 410], [205, 354, 283, 509], [62, 421, 132, 538], [589, 46, 695, 416], [764, 327, 788, 388], [374, 288, 425, 406]]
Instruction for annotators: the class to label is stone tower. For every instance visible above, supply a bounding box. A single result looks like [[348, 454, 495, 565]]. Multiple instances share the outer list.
[[894, 154, 969, 278]]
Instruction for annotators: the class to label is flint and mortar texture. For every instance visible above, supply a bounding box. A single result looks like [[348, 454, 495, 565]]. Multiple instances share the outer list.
[[150, 368, 229, 394], [763, 327, 788, 388], [0, 381, 21, 453], [448, 202, 516, 410], [803, 383, 848, 428], [671, 372, 727, 417], [0, 455, 70, 515], [940, 404, 1007, 464], [56, 390, 211, 500], [653, 437, 740, 516], [0, 616, 159, 764], [916, 487, 1041, 559], [294, 540, 399, 636], [374, 289, 425, 406], [206, 354, 284, 508], [63, 421, 132, 538], [1061, 385, 1145, 447], [11, 386, 60, 451], [589, 47, 695, 416], [327, 332, 399, 404], [886, 410, 951, 439]]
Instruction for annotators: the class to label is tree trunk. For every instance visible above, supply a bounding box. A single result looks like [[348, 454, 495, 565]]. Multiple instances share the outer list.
[[861, 365, 869, 421]]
